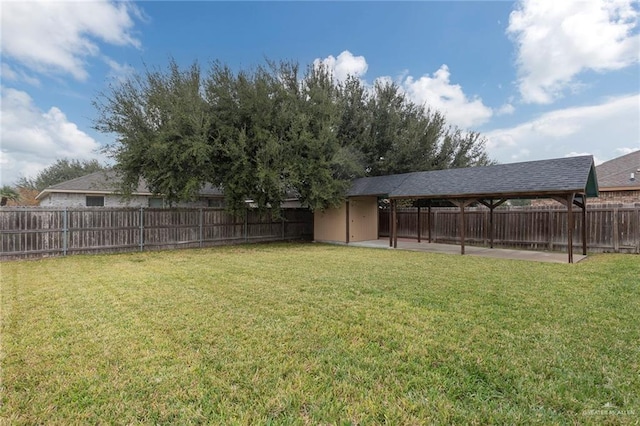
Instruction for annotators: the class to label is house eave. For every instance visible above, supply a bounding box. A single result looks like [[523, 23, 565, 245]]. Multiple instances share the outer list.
[[35, 189, 226, 201], [36, 189, 152, 200], [598, 186, 640, 192], [388, 189, 591, 201]]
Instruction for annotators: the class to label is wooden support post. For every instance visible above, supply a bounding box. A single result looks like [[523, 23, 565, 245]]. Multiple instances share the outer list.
[[581, 196, 587, 255], [451, 200, 471, 255], [483, 209, 488, 247], [489, 206, 495, 249], [389, 201, 393, 247], [392, 199, 398, 249], [417, 206, 421, 243], [567, 193, 574, 264], [479, 199, 506, 250], [460, 203, 466, 255], [428, 205, 432, 243]]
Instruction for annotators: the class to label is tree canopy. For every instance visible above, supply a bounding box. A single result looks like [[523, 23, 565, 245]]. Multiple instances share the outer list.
[[94, 58, 493, 216]]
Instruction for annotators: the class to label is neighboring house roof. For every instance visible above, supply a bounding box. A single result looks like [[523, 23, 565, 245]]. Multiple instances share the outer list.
[[36, 170, 224, 200], [595, 150, 640, 190], [348, 155, 599, 200]]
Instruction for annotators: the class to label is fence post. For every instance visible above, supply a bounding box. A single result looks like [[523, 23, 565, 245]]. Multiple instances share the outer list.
[[613, 206, 619, 252], [199, 208, 204, 247], [63, 208, 68, 256], [139, 207, 144, 252], [417, 206, 421, 243], [483, 209, 488, 247], [433, 210, 437, 243], [282, 215, 285, 240], [244, 209, 248, 243], [636, 206, 640, 254], [548, 209, 553, 251], [428, 206, 432, 243]]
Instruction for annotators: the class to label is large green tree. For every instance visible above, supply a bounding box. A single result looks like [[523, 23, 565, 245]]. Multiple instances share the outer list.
[[16, 159, 106, 192], [288, 64, 353, 211], [94, 60, 213, 205], [93, 58, 494, 214], [205, 61, 294, 214], [337, 78, 492, 176]]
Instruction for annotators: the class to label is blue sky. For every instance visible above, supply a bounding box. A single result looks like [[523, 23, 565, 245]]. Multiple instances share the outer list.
[[1, 0, 639, 186]]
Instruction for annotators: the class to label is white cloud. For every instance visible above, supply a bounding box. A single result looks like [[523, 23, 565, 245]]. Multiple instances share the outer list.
[[616, 146, 640, 155], [508, 0, 640, 104], [0, 87, 106, 186], [314, 50, 368, 82], [1, 63, 41, 87], [485, 93, 640, 164], [314, 52, 493, 129], [103, 57, 136, 83], [497, 103, 515, 116], [564, 151, 604, 166], [399, 65, 493, 128], [1, 0, 142, 81]]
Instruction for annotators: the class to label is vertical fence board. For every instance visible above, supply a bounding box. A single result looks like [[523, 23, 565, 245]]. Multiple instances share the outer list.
[[1, 207, 312, 260], [378, 204, 639, 254], [2, 204, 637, 259]]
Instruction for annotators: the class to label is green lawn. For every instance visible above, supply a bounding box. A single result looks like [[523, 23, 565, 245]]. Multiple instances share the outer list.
[[1, 243, 638, 424]]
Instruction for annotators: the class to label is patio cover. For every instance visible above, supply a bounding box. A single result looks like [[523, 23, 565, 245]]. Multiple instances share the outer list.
[[347, 155, 599, 263]]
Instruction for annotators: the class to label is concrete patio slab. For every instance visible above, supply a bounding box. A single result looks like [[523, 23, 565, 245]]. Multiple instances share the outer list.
[[346, 238, 586, 264]]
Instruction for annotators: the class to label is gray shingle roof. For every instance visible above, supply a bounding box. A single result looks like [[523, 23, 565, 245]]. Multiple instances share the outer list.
[[37, 170, 224, 199], [348, 155, 598, 199], [43, 170, 144, 193], [347, 174, 409, 197], [596, 150, 640, 189]]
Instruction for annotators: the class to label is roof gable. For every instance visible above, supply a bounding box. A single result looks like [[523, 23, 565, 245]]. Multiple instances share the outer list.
[[348, 155, 598, 199], [596, 150, 640, 189]]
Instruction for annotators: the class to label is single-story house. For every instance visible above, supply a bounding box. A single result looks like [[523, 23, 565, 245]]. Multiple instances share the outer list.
[[315, 155, 599, 263], [36, 171, 301, 208], [594, 150, 640, 204]]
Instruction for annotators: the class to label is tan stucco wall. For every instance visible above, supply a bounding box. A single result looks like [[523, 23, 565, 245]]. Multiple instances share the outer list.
[[314, 197, 379, 243], [314, 202, 347, 243], [348, 197, 379, 242]]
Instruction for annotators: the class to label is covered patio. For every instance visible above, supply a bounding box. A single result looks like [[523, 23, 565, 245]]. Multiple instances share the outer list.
[[348, 238, 587, 264], [324, 155, 600, 264]]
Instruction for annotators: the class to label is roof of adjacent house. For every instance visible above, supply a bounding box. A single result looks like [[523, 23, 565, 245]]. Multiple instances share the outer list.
[[347, 155, 599, 200], [595, 150, 640, 190], [36, 170, 224, 200]]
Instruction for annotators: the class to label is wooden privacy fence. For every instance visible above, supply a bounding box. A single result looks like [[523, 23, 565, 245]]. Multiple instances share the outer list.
[[379, 204, 640, 254], [0, 207, 313, 260]]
